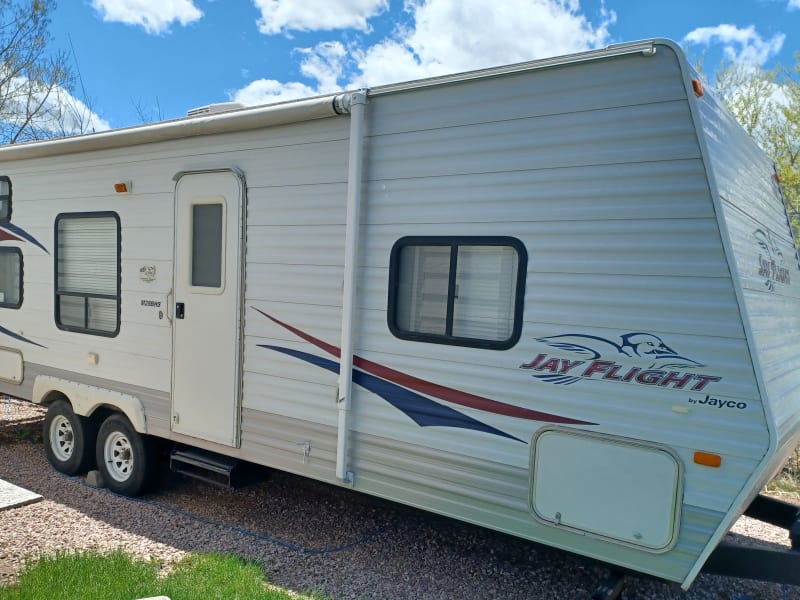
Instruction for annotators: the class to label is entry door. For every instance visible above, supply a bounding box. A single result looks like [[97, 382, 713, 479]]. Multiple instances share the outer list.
[[171, 171, 244, 446]]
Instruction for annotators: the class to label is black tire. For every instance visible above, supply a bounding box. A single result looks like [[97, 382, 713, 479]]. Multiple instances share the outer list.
[[96, 414, 158, 496], [43, 399, 98, 475]]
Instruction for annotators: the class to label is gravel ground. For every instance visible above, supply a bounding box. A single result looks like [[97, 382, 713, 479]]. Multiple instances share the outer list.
[[1, 398, 799, 600]]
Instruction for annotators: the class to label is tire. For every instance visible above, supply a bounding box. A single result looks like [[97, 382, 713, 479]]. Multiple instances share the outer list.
[[43, 399, 98, 475], [96, 414, 158, 496]]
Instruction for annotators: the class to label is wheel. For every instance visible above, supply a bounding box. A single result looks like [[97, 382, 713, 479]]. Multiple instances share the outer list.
[[43, 399, 98, 475], [96, 414, 157, 496]]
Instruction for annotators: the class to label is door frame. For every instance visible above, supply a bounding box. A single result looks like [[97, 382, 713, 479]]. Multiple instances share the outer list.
[[170, 167, 247, 447]]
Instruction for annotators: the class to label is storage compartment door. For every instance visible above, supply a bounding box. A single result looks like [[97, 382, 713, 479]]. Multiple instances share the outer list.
[[531, 429, 682, 551], [0, 347, 22, 384]]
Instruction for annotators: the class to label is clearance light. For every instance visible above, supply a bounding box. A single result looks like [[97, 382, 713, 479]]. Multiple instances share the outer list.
[[691, 79, 704, 97], [775, 172, 782, 185], [114, 181, 132, 194], [694, 451, 722, 468]]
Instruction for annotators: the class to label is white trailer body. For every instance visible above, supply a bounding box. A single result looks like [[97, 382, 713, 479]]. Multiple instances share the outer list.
[[0, 39, 798, 587]]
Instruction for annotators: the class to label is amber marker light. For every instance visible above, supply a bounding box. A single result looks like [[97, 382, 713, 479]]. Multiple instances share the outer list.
[[114, 181, 132, 194], [694, 451, 722, 467], [692, 79, 704, 97]]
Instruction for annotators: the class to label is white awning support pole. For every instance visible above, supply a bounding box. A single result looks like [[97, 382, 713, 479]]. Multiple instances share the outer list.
[[336, 91, 367, 484]]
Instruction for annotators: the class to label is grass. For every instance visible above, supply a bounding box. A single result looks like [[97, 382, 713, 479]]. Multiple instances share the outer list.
[[767, 445, 800, 498], [0, 551, 321, 600]]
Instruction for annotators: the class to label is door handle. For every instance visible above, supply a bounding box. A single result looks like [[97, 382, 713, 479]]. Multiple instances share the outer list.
[[175, 302, 185, 319]]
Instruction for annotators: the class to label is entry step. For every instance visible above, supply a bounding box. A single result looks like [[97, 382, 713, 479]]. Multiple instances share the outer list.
[[169, 447, 267, 489]]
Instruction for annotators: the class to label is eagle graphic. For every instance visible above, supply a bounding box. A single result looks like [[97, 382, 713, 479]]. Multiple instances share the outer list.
[[535, 332, 702, 369], [528, 332, 703, 385]]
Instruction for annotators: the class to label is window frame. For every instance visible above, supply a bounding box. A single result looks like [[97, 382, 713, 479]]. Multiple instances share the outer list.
[[54, 211, 121, 337], [189, 199, 226, 292], [0, 176, 11, 222], [0, 246, 22, 309], [387, 236, 527, 350]]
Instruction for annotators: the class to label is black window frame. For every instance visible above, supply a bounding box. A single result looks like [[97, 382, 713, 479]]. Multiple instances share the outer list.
[[54, 211, 121, 337], [0, 247, 22, 309], [387, 236, 527, 350], [0, 176, 11, 222]]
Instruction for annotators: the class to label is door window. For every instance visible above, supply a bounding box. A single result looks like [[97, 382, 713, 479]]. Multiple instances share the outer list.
[[191, 202, 224, 289]]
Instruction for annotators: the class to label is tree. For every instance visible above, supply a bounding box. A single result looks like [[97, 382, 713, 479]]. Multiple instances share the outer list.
[[700, 54, 800, 238], [0, 0, 94, 144], [768, 59, 800, 231]]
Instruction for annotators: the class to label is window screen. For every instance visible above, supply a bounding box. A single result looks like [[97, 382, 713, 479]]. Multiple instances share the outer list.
[[0, 176, 11, 221], [55, 212, 120, 336], [389, 237, 526, 349], [0, 247, 22, 308], [191, 203, 223, 288]]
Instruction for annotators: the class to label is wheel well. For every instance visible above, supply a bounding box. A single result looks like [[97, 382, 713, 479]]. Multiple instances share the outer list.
[[39, 390, 69, 407], [88, 404, 128, 427], [32, 377, 147, 433], [40, 395, 126, 428]]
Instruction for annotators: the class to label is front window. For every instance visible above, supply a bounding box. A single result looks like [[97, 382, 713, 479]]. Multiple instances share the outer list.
[[388, 237, 526, 349]]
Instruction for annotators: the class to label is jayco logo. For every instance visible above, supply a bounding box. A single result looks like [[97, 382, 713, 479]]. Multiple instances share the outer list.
[[755, 228, 791, 290], [520, 332, 721, 391], [688, 394, 747, 410]]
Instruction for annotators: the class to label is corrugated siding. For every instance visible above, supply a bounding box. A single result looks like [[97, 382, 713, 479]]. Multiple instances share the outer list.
[[352, 429, 722, 583], [3, 111, 348, 399], [698, 85, 800, 466], [239, 115, 349, 460], [343, 43, 764, 585]]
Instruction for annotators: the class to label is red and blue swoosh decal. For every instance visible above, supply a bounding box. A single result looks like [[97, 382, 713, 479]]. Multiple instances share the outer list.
[[0, 324, 46, 348], [254, 308, 593, 442], [0, 223, 49, 254]]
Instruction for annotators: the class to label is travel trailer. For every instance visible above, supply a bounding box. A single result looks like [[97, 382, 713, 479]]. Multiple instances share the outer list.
[[0, 39, 798, 589]]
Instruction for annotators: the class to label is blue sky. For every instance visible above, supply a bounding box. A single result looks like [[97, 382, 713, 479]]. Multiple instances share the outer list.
[[48, 0, 800, 131]]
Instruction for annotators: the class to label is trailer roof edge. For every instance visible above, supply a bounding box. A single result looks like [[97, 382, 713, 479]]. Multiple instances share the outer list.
[[0, 38, 670, 162], [0, 93, 347, 162], [367, 39, 663, 96]]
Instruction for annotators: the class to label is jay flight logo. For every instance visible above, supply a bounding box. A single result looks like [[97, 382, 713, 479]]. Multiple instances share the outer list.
[[754, 228, 790, 291], [521, 332, 721, 391]]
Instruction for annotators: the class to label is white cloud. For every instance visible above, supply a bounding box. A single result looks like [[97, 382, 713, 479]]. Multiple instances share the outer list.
[[352, 0, 616, 87], [233, 0, 616, 106], [2, 79, 111, 139], [298, 42, 348, 93], [231, 79, 319, 106], [91, 0, 203, 34], [253, 0, 389, 35], [683, 24, 785, 67], [789, 0, 800, 10], [48, 88, 113, 135]]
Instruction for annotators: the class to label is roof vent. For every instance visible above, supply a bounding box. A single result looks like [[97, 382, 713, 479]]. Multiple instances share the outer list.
[[186, 102, 245, 118]]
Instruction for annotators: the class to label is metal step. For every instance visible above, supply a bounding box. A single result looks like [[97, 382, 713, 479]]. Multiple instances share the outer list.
[[169, 446, 266, 489]]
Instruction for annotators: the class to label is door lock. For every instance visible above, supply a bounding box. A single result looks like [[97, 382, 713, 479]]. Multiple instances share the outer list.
[[175, 302, 185, 319]]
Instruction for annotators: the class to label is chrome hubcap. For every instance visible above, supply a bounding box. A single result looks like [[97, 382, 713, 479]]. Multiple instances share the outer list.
[[49, 415, 75, 462], [104, 431, 134, 482]]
